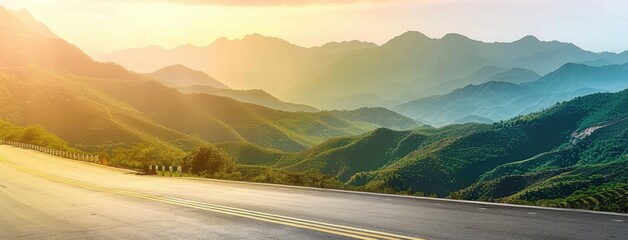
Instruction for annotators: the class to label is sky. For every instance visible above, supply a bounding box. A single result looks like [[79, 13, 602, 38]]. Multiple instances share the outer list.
[[1, 0, 627, 55]]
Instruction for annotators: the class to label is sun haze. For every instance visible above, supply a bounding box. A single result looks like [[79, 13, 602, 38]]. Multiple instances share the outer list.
[[0, 0, 627, 56]]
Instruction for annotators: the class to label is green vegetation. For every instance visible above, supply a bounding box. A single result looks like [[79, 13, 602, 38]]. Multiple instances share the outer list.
[[107, 144, 185, 170], [0, 120, 77, 152], [222, 166, 346, 189], [220, 90, 628, 212], [328, 107, 423, 131], [0, 68, 381, 152], [3, 68, 625, 212], [219, 124, 489, 183], [183, 146, 235, 176]]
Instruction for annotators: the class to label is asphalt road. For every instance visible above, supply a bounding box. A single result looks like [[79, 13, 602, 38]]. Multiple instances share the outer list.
[[0, 145, 626, 240]]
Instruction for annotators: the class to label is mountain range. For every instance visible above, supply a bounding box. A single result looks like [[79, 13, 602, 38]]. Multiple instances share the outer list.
[[149, 64, 318, 112], [393, 62, 628, 125], [99, 32, 628, 111], [98, 34, 378, 98], [0, 7, 416, 153]]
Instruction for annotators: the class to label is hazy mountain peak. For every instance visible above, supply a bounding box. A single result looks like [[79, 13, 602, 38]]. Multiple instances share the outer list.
[[0, 6, 29, 28], [242, 33, 291, 44], [5, 8, 58, 39], [320, 40, 377, 48], [548, 62, 592, 74], [441, 33, 472, 41], [149, 64, 229, 89], [244, 33, 264, 39], [557, 42, 585, 52], [160, 64, 193, 71], [560, 62, 585, 69], [517, 35, 540, 42], [384, 31, 431, 45], [485, 67, 541, 84], [317, 40, 378, 53], [211, 36, 230, 45], [453, 81, 533, 96], [210, 33, 296, 49]]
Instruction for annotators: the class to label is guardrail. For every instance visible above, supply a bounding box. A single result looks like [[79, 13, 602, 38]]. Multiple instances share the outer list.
[[1, 139, 182, 176], [0, 139, 100, 163], [148, 164, 182, 177], [0, 139, 101, 164]]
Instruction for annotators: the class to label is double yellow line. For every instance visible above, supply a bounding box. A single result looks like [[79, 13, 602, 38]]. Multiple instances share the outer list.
[[0, 157, 423, 240]]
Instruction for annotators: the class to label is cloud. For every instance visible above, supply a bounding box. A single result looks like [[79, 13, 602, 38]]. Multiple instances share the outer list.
[[147, 0, 392, 6]]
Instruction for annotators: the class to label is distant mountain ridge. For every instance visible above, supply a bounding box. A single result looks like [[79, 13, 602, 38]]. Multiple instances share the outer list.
[[98, 34, 378, 97], [99, 30, 627, 109], [149, 64, 229, 89], [287, 31, 625, 107], [394, 62, 628, 126], [327, 107, 423, 131], [177, 85, 319, 112], [149, 64, 319, 112], [9, 9, 58, 39], [524, 62, 628, 93]]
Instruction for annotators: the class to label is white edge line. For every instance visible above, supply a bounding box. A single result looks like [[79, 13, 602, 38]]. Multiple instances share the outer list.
[[4, 145, 628, 218], [178, 176, 628, 218]]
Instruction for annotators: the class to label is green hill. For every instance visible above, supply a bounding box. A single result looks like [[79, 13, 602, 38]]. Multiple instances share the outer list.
[[0, 68, 208, 152], [219, 124, 489, 182], [0, 67, 375, 152], [0, 10, 379, 153], [364, 89, 628, 199], [454, 109, 628, 212], [222, 89, 628, 212], [327, 107, 423, 131], [177, 85, 319, 112], [0, 119, 76, 152]]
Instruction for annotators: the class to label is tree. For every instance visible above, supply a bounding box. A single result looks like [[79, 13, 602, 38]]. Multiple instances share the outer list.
[[184, 146, 235, 176]]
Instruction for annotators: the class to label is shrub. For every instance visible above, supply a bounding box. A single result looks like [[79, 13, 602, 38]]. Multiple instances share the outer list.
[[183, 146, 235, 176]]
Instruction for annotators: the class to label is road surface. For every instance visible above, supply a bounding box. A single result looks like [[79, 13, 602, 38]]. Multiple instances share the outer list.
[[0, 145, 626, 240]]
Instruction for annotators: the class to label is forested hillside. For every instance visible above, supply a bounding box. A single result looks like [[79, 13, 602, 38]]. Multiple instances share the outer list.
[[222, 90, 628, 212]]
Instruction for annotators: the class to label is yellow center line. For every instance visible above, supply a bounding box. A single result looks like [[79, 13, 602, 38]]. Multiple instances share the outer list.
[[148, 196, 406, 240], [166, 197, 423, 240], [0, 157, 424, 240]]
